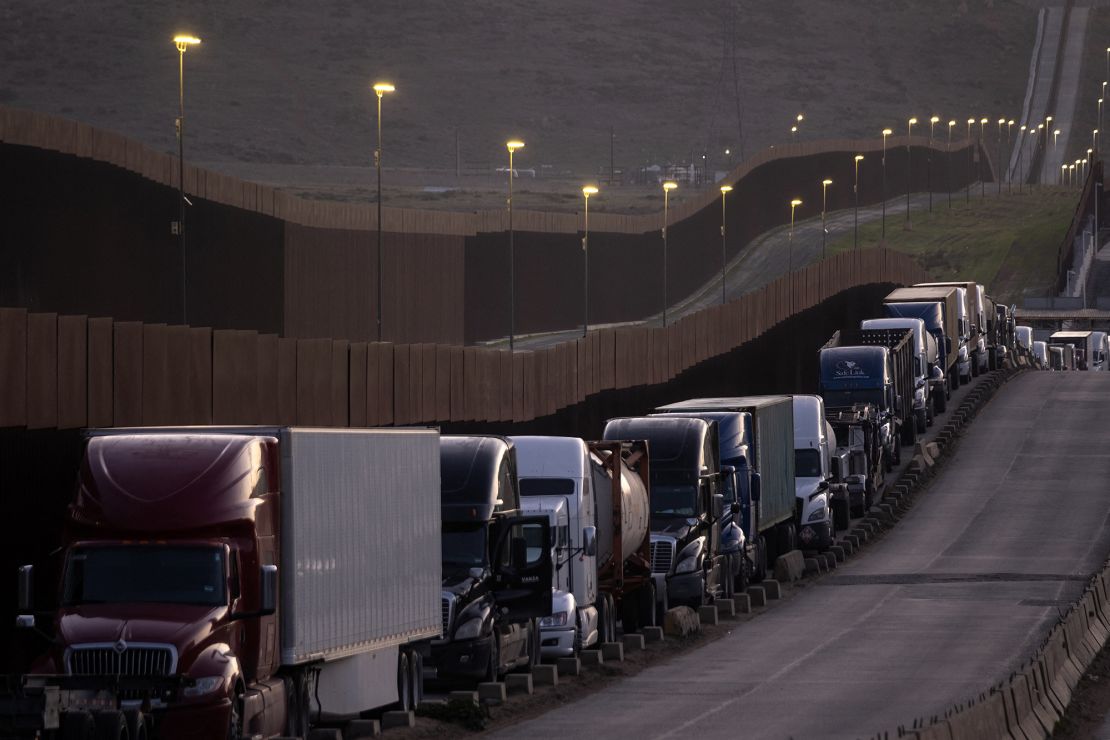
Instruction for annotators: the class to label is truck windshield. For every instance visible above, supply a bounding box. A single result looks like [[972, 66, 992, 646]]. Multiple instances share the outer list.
[[63, 545, 226, 607], [795, 449, 822, 477], [441, 524, 488, 568], [519, 478, 575, 496], [822, 389, 883, 408], [651, 483, 697, 517]]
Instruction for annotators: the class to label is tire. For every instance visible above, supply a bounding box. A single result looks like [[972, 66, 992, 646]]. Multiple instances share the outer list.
[[410, 651, 424, 707], [934, 386, 947, 413], [779, 523, 796, 555], [288, 671, 312, 738], [122, 711, 148, 740], [62, 712, 96, 740], [901, 417, 917, 447], [397, 651, 413, 711], [972, 357, 979, 377], [94, 711, 128, 740], [655, 582, 670, 624], [226, 685, 243, 740], [753, 535, 768, 583], [883, 448, 892, 473], [484, 632, 502, 682], [621, 590, 640, 634], [722, 556, 735, 600], [596, 594, 612, 644], [527, 620, 540, 669], [916, 410, 927, 434], [734, 551, 749, 594], [951, 371, 960, 391], [926, 397, 934, 426], [893, 442, 902, 466], [638, 581, 658, 628]]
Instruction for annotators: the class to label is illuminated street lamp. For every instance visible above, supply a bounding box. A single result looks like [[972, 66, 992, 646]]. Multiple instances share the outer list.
[[1100, 99, 1105, 142], [1062, 164, 1068, 187], [581, 185, 598, 335], [947, 120, 956, 207], [791, 125, 798, 142], [506, 139, 525, 349], [882, 128, 892, 238], [372, 81, 395, 340], [854, 155, 864, 248], [719, 185, 733, 304], [821, 178, 833, 257], [172, 33, 200, 325], [1094, 130, 1100, 159], [906, 117, 917, 222], [662, 181, 677, 326]]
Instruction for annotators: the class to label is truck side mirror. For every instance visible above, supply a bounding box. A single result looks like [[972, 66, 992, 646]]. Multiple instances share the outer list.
[[730, 501, 741, 515], [582, 526, 597, 557], [751, 473, 762, 502], [711, 493, 724, 519], [260, 565, 278, 616], [945, 337, 952, 354], [17, 565, 33, 613]]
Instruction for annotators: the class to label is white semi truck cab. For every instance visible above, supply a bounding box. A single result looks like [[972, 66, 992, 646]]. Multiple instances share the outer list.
[[791, 395, 835, 551]]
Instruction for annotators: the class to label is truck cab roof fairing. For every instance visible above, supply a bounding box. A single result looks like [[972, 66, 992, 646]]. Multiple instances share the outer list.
[[440, 435, 518, 521], [73, 434, 271, 533], [603, 416, 716, 475], [819, 346, 889, 389]]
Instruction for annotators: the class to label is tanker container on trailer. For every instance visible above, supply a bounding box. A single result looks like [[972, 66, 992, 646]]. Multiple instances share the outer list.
[[512, 436, 656, 658]]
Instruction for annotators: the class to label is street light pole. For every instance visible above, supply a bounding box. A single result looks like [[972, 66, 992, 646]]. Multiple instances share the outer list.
[[372, 82, 394, 342], [821, 179, 832, 258], [1018, 124, 1026, 193], [719, 185, 732, 304], [662, 181, 677, 326], [1044, 115, 1054, 185], [966, 118, 975, 205], [997, 118, 1005, 195], [582, 185, 598, 336], [980, 117, 988, 199], [789, 198, 802, 310], [853, 155, 863, 248], [1007, 120, 1014, 193], [906, 117, 916, 223], [1053, 128, 1061, 184], [882, 128, 892, 239], [929, 116, 939, 212], [173, 34, 200, 326], [947, 120, 955, 207], [506, 139, 525, 350]]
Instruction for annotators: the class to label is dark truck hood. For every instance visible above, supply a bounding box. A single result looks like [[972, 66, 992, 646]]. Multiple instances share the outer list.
[[651, 517, 698, 542], [57, 603, 226, 664], [442, 568, 487, 596]]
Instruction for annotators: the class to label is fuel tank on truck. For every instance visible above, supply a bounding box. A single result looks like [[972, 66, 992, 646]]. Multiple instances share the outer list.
[[613, 452, 649, 556]]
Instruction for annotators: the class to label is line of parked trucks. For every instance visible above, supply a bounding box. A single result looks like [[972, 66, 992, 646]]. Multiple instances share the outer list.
[[2, 279, 1026, 740], [1013, 327, 1109, 371]]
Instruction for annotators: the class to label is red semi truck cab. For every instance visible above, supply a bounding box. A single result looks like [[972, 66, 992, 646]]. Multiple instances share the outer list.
[[23, 431, 284, 738], [13, 426, 443, 740]]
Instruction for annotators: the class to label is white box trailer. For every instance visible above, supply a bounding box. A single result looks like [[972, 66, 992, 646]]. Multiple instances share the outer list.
[[279, 428, 442, 716]]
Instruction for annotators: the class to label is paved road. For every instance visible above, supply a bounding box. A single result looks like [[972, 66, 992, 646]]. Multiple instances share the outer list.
[[492, 372, 1110, 740]]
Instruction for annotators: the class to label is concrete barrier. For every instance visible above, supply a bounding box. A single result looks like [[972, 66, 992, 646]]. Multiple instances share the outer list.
[[344, 719, 381, 739], [478, 682, 507, 704], [697, 605, 719, 625], [715, 598, 736, 617], [531, 664, 558, 686], [763, 579, 782, 599], [505, 673, 534, 695], [381, 710, 415, 729], [944, 692, 1008, 740], [557, 656, 581, 676], [580, 649, 603, 667], [734, 593, 752, 613], [622, 633, 646, 651], [773, 550, 806, 582], [642, 626, 664, 643], [746, 586, 767, 607], [601, 642, 625, 661]]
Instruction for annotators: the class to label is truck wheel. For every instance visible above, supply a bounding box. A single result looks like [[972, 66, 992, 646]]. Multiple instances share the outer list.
[[61, 712, 96, 740], [753, 536, 768, 582], [596, 593, 611, 643], [621, 591, 640, 634], [606, 594, 617, 641], [655, 585, 670, 624], [734, 552, 749, 594], [484, 633, 502, 682], [122, 711, 148, 740], [397, 651, 413, 711], [778, 523, 796, 556], [409, 651, 424, 706], [638, 581, 657, 628], [934, 387, 947, 413], [93, 711, 128, 740], [525, 620, 540, 670], [722, 556, 735, 600], [951, 372, 960, 391]]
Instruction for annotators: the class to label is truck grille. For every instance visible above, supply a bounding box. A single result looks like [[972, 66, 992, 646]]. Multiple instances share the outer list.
[[441, 593, 456, 635], [67, 644, 176, 677], [649, 539, 675, 574]]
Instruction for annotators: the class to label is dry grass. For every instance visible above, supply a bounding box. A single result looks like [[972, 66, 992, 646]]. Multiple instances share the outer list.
[[1, 0, 1041, 214]]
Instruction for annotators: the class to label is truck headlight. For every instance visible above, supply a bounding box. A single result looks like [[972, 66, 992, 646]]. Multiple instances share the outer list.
[[807, 507, 827, 522], [454, 617, 486, 640], [540, 612, 569, 628], [183, 676, 224, 697], [675, 556, 700, 574]]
